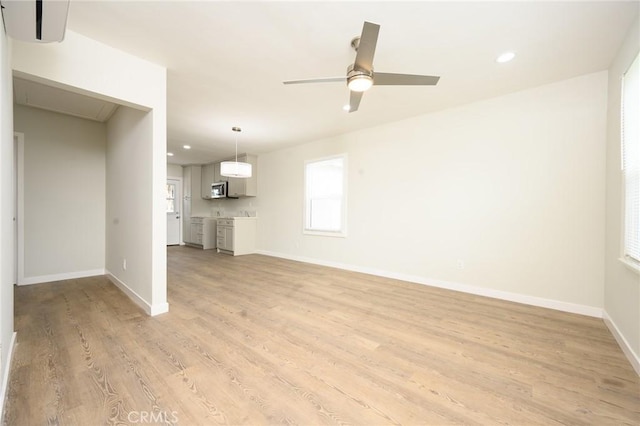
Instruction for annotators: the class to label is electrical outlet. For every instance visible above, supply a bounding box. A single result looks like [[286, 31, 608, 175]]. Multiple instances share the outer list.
[[456, 259, 465, 270], [123, 259, 127, 270]]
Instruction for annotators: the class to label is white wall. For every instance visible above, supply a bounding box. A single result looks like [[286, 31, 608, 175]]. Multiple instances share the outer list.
[[12, 30, 167, 315], [14, 105, 106, 283], [604, 17, 640, 373], [258, 71, 608, 314], [167, 163, 182, 179], [106, 107, 158, 307], [209, 197, 258, 217], [0, 25, 15, 414], [12, 31, 164, 111]]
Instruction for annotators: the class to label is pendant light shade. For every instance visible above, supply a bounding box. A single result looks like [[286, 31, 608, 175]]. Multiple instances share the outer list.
[[220, 160, 252, 178], [221, 126, 252, 178]]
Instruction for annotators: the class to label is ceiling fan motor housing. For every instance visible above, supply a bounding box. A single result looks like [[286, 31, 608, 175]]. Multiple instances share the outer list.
[[350, 36, 361, 51]]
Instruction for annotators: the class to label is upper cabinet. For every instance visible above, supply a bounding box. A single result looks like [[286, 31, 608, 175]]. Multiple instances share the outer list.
[[198, 154, 258, 199], [183, 164, 209, 231], [213, 162, 227, 183], [227, 154, 257, 198], [201, 163, 215, 199]]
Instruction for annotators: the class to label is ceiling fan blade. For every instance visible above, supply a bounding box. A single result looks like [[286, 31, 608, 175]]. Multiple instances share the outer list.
[[373, 72, 440, 86], [354, 21, 380, 72], [283, 77, 346, 85], [349, 90, 363, 113]]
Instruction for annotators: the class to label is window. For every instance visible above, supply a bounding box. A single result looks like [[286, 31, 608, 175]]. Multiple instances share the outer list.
[[166, 183, 176, 213], [304, 155, 347, 236], [622, 51, 640, 266]]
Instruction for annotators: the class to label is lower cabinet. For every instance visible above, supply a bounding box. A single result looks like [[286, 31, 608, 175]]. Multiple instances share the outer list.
[[183, 218, 192, 244], [186, 217, 217, 250], [190, 221, 203, 245], [216, 217, 256, 255], [216, 224, 234, 252]]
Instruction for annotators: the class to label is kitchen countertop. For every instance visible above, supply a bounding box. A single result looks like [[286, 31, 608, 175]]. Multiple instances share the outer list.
[[217, 216, 257, 220]]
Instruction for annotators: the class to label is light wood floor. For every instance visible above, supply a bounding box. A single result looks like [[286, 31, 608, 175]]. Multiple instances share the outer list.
[[4, 246, 639, 425]]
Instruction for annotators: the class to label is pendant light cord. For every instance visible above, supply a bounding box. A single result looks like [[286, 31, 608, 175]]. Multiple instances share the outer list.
[[232, 126, 241, 163]]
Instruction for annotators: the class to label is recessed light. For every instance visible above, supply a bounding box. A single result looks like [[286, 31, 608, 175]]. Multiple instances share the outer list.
[[496, 51, 516, 63], [343, 104, 351, 111], [167, 152, 174, 157], [183, 145, 191, 150]]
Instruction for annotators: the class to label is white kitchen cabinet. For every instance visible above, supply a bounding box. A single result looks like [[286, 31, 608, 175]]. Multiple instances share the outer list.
[[213, 162, 227, 183], [187, 217, 217, 249], [182, 165, 208, 244], [190, 219, 203, 245], [183, 218, 192, 244], [216, 217, 256, 255], [216, 220, 234, 252], [227, 154, 258, 197], [201, 163, 215, 199]]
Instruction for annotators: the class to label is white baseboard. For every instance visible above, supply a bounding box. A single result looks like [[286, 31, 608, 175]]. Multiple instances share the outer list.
[[256, 250, 603, 318], [150, 302, 169, 316], [0, 332, 17, 421], [603, 310, 640, 376], [19, 269, 105, 286], [106, 271, 168, 317]]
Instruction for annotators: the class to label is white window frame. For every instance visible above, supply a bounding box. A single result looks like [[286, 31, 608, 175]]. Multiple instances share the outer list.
[[620, 51, 640, 274], [303, 154, 348, 237]]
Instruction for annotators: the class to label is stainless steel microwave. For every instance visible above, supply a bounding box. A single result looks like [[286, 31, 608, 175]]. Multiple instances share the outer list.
[[211, 181, 228, 199]]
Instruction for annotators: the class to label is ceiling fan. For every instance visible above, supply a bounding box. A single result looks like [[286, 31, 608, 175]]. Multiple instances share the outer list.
[[283, 21, 440, 113]]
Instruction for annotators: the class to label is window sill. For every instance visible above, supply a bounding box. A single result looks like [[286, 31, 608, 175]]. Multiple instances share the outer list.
[[303, 229, 347, 238], [618, 257, 640, 275]]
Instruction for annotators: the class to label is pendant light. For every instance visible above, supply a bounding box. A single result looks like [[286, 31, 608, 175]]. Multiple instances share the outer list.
[[220, 126, 252, 178]]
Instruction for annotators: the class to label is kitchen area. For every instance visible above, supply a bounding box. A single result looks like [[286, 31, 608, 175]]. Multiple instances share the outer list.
[[176, 154, 258, 256]]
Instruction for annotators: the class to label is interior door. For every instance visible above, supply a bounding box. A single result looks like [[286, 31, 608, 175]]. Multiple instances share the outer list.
[[166, 179, 181, 245]]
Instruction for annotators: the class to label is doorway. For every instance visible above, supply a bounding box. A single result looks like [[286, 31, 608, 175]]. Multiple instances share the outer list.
[[166, 178, 181, 245]]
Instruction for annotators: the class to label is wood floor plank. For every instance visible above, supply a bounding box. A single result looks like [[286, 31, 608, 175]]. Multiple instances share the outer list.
[[4, 246, 639, 425]]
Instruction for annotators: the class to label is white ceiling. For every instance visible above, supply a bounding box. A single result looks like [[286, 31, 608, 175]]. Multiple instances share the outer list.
[[36, 1, 639, 164]]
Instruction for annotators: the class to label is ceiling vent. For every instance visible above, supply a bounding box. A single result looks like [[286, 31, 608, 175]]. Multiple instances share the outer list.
[[1, 0, 70, 43]]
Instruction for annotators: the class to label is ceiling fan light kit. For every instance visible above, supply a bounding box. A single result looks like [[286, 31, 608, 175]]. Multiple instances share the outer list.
[[283, 21, 440, 112], [347, 65, 374, 92], [347, 75, 373, 92], [220, 126, 252, 179]]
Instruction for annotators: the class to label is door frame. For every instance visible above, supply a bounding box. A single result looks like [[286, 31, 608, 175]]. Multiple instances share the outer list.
[[166, 177, 183, 246], [14, 132, 24, 285]]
